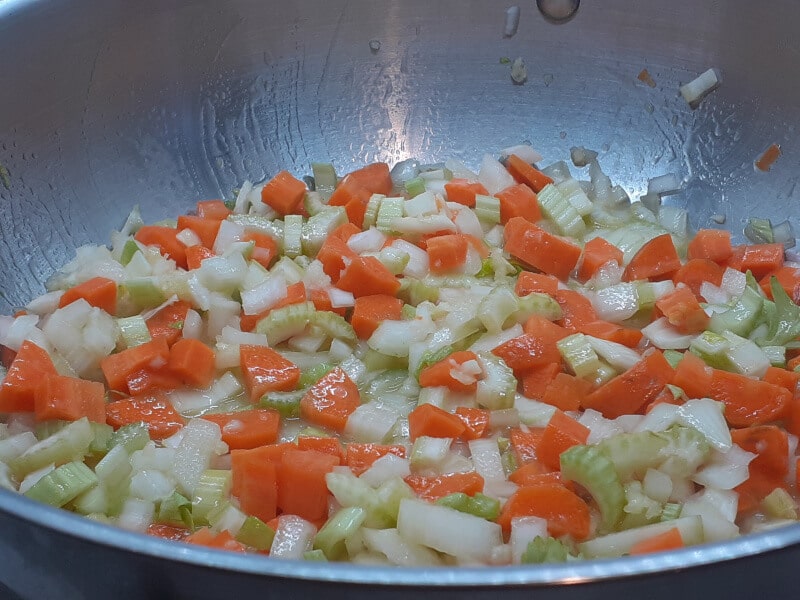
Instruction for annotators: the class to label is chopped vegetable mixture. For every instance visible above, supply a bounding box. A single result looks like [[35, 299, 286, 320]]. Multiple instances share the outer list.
[[0, 147, 798, 565]]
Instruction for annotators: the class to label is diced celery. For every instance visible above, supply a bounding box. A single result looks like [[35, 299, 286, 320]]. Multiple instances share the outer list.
[[377, 246, 410, 275], [117, 315, 152, 348], [110, 422, 151, 453], [72, 484, 110, 516], [362, 349, 409, 372], [304, 191, 327, 216], [435, 492, 470, 512], [88, 422, 114, 456], [474, 194, 501, 225], [762, 488, 798, 520], [656, 425, 710, 478], [436, 492, 500, 520], [621, 480, 662, 526], [302, 207, 347, 256], [404, 177, 426, 198], [763, 345, 786, 367], [120, 240, 140, 266], [314, 506, 367, 560], [191, 469, 231, 525], [537, 184, 586, 238], [398, 278, 440, 305], [690, 330, 733, 370], [299, 363, 335, 388], [34, 420, 68, 440], [597, 430, 668, 481], [94, 445, 132, 490], [756, 277, 800, 347], [157, 491, 193, 528], [256, 301, 315, 346], [311, 309, 357, 344], [708, 285, 763, 337], [475, 352, 516, 410], [11, 418, 94, 478], [311, 163, 338, 199], [25, 461, 98, 507], [557, 333, 602, 379], [560, 444, 625, 531], [513, 292, 562, 323], [521, 536, 571, 564], [362, 194, 383, 229], [662, 349, 684, 369], [477, 286, 518, 333], [260, 390, 304, 418], [303, 549, 328, 561], [122, 277, 166, 310], [660, 502, 682, 522], [236, 515, 276, 550], [414, 345, 454, 379], [579, 515, 703, 558], [376, 197, 405, 234], [557, 178, 593, 217], [282, 214, 304, 258]]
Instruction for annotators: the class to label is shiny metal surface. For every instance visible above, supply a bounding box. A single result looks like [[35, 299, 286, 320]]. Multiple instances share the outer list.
[[1, 0, 800, 597]]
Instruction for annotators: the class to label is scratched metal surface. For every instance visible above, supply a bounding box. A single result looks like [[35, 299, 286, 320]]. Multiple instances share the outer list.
[[1, 0, 800, 598]]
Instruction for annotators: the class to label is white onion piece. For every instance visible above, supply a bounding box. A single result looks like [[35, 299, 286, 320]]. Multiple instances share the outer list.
[[590, 284, 639, 322], [681, 498, 738, 542], [269, 515, 317, 559], [585, 336, 642, 371], [219, 326, 268, 347], [141, 295, 179, 322], [478, 154, 515, 195], [692, 445, 755, 490], [241, 273, 287, 316], [468, 439, 505, 484], [391, 214, 457, 236], [469, 323, 524, 354], [678, 399, 731, 451], [390, 239, 429, 279], [344, 403, 399, 444], [233, 180, 253, 215], [699, 281, 730, 305], [452, 205, 485, 238], [25, 291, 64, 316], [129, 470, 176, 502], [634, 402, 679, 433], [647, 173, 682, 196], [359, 454, 411, 488], [720, 268, 747, 298], [361, 527, 443, 566], [641, 317, 695, 350], [176, 228, 202, 248], [0, 432, 38, 463], [347, 228, 388, 254], [18, 463, 55, 494], [579, 409, 625, 444], [181, 309, 203, 340], [680, 68, 721, 108], [212, 220, 245, 255], [171, 419, 224, 496], [117, 498, 155, 533], [328, 287, 355, 309], [3, 315, 44, 352], [501, 144, 542, 164]]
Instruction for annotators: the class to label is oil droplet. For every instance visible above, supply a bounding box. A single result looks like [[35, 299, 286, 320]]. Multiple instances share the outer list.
[[536, 0, 580, 23]]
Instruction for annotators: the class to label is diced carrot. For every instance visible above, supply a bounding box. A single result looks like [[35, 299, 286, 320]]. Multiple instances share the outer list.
[[520, 363, 562, 400], [755, 143, 782, 172], [727, 244, 785, 280], [201, 409, 280, 450], [541, 372, 593, 412], [240, 345, 300, 402], [100, 338, 171, 394], [351, 294, 404, 340], [496, 484, 591, 539], [508, 463, 562, 487], [345, 443, 407, 476], [504, 217, 582, 281], [146, 300, 192, 347], [328, 178, 372, 226], [444, 179, 489, 208], [577, 237, 624, 282], [277, 449, 340, 521], [629, 527, 684, 555], [299, 367, 360, 432], [492, 333, 562, 374], [329, 222, 362, 243], [687, 229, 733, 264], [515, 271, 558, 297], [297, 436, 345, 461], [672, 351, 713, 400], [242, 230, 279, 270], [554, 289, 598, 331], [185, 245, 215, 271], [505, 154, 554, 193], [134, 225, 187, 270], [125, 368, 183, 396], [146, 524, 191, 542], [426, 234, 469, 274], [522, 314, 570, 341], [196, 200, 231, 220], [168, 338, 216, 388], [34, 375, 106, 424], [418, 350, 482, 393], [623, 234, 681, 282], [577, 320, 643, 348], [0, 341, 59, 413], [763, 366, 800, 394], [672, 258, 725, 299], [582, 350, 674, 419], [185, 528, 247, 552], [260, 171, 307, 216], [407, 403, 467, 441], [644, 387, 684, 413], [509, 427, 545, 465], [316, 235, 359, 281], [536, 410, 590, 471], [308, 288, 347, 317], [105, 392, 184, 441], [269, 282, 307, 313], [404, 471, 485, 502], [454, 407, 491, 440], [231, 445, 281, 523], [496, 183, 542, 224], [759, 266, 800, 300], [59, 277, 117, 315], [336, 256, 401, 297], [732, 426, 789, 513], [709, 369, 790, 427], [177, 215, 222, 250], [654, 285, 710, 334], [340, 163, 394, 196]]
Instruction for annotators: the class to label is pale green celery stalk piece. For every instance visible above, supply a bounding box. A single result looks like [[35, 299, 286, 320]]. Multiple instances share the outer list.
[[560, 444, 625, 532], [110, 422, 150, 453], [120, 240, 140, 266], [597, 430, 669, 481], [404, 177, 426, 198], [25, 461, 98, 507], [557, 333, 602, 379], [117, 315, 152, 348], [302, 207, 347, 256], [122, 278, 166, 310], [259, 390, 305, 418], [255, 301, 316, 346], [477, 286, 518, 333], [191, 470, 231, 525], [376, 197, 405, 233], [313, 506, 367, 560], [283, 214, 304, 258], [236, 516, 276, 550], [474, 194, 501, 225], [362, 194, 383, 229], [311, 163, 337, 199], [536, 183, 586, 238], [11, 418, 94, 478], [521, 536, 571, 564], [475, 352, 516, 410], [157, 491, 193, 528]]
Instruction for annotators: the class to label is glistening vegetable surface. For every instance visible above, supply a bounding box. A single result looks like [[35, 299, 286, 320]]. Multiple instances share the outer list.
[[0, 148, 798, 566]]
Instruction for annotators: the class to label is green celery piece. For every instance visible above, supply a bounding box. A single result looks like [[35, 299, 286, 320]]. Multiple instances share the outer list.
[[11, 418, 94, 478], [311, 310, 357, 344], [297, 426, 332, 439], [400, 304, 416, 320], [362, 194, 382, 229], [157, 492, 193, 528], [757, 277, 800, 347], [521, 536, 571, 564], [191, 470, 231, 525], [313, 506, 367, 560], [71, 484, 109, 516], [514, 292, 563, 322], [122, 277, 166, 310], [414, 345, 455, 379], [597, 430, 668, 481], [362, 369, 411, 402], [708, 283, 763, 337], [404, 176, 426, 198], [475, 352, 516, 410], [476, 258, 494, 279], [236, 516, 276, 551], [537, 183, 586, 238], [560, 444, 625, 532], [435, 492, 471, 512], [362, 349, 409, 372], [660, 502, 683, 522], [689, 330, 734, 370], [467, 493, 501, 520], [478, 286, 518, 333], [110, 422, 151, 453], [762, 488, 798, 520], [260, 390, 305, 418], [34, 420, 68, 440], [376, 197, 404, 233], [255, 301, 316, 346], [474, 194, 501, 225], [311, 163, 338, 198], [302, 207, 347, 256], [120, 240, 140, 266], [117, 315, 152, 348], [397, 278, 439, 305], [501, 448, 518, 475], [656, 425, 710, 478], [88, 422, 114, 456], [303, 549, 328, 562], [283, 214, 304, 258], [662, 349, 684, 369], [557, 333, 602, 379], [25, 461, 98, 507], [299, 363, 335, 388]]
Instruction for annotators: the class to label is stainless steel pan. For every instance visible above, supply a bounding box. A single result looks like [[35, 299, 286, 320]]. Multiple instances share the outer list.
[[1, 0, 799, 597]]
